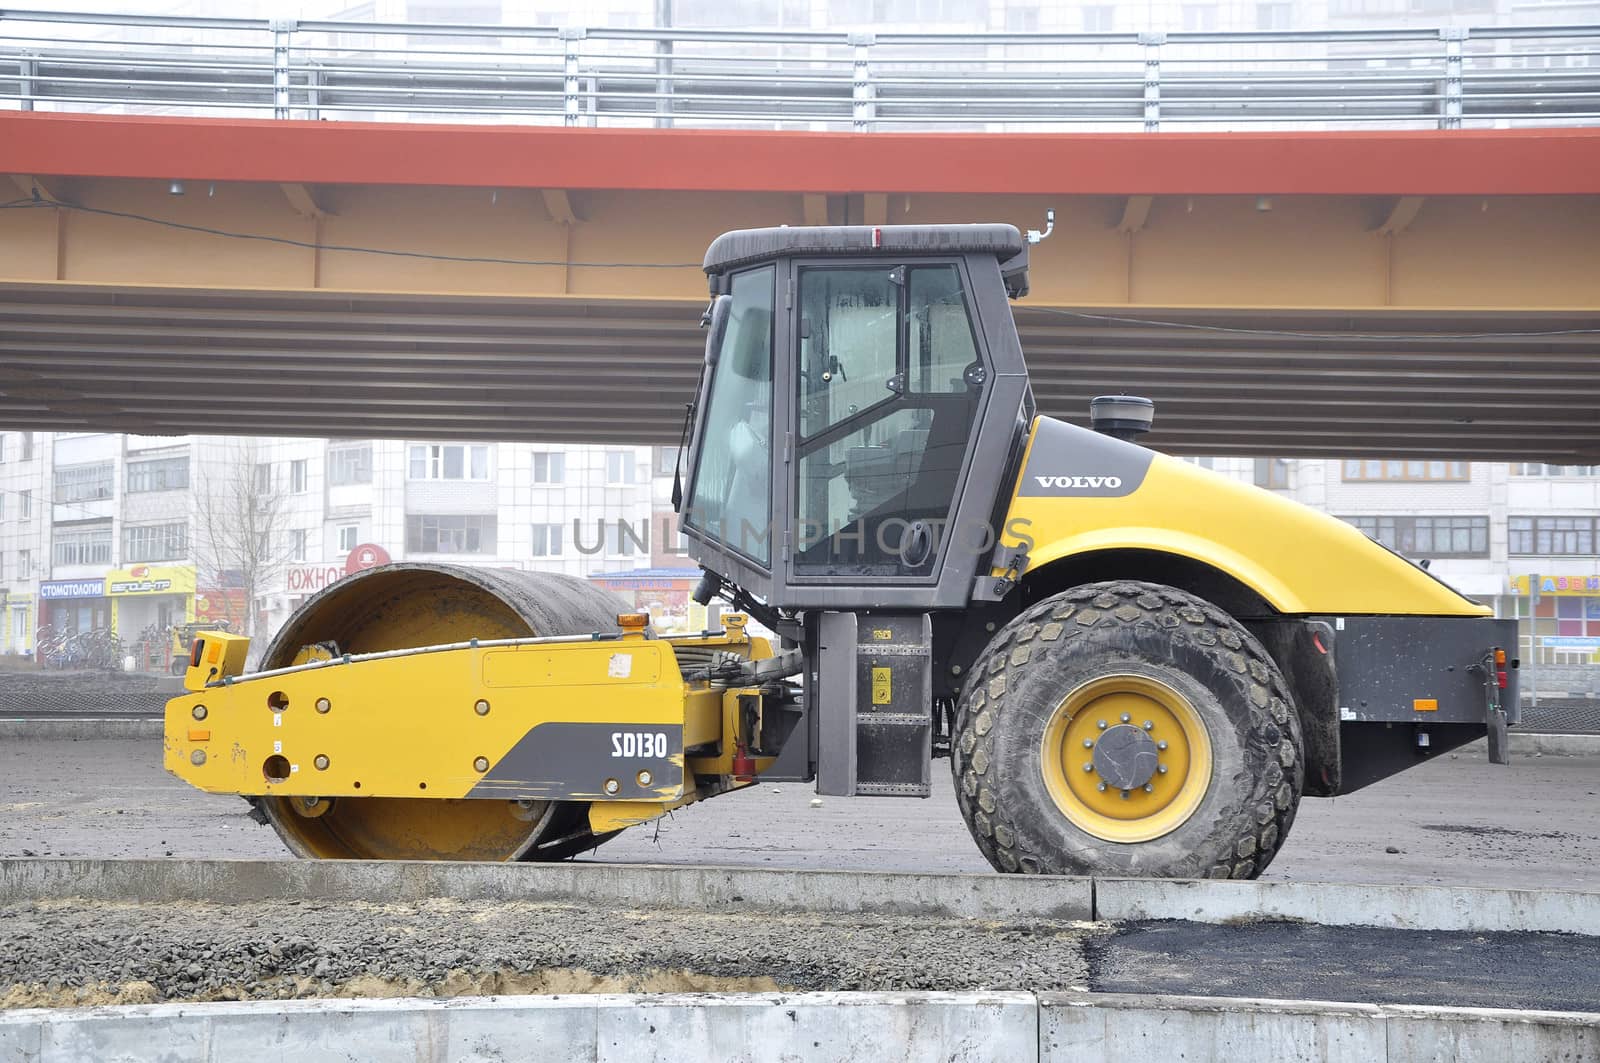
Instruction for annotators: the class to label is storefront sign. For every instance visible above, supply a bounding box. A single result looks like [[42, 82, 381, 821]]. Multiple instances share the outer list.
[[1542, 636, 1600, 649], [345, 543, 391, 574], [106, 565, 196, 596], [286, 564, 346, 594], [287, 545, 391, 594], [39, 579, 107, 600], [1508, 574, 1600, 596], [195, 588, 246, 624]]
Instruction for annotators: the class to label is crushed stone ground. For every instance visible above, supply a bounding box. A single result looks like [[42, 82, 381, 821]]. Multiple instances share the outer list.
[[0, 898, 1102, 1009]]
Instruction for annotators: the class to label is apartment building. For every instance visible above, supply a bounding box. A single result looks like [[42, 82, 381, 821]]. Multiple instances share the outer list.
[[0, 432, 683, 662]]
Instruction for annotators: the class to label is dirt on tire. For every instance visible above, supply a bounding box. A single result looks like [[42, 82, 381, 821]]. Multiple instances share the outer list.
[[950, 580, 1304, 879]]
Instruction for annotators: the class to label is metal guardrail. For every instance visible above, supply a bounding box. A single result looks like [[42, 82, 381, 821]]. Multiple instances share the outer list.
[[1, 9, 1599, 131]]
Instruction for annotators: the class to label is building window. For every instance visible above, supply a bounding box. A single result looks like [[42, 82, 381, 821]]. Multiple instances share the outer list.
[[1003, 5, 1039, 30], [327, 444, 372, 486], [54, 462, 114, 503], [531, 522, 563, 557], [20, 432, 33, 461], [1342, 459, 1469, 482], [53, 523, 113, 566], [19, 491, 30, 521], [1255, 1, 1293, 29], [1341, 515, 1489, 558], [408, 444, 489, 481], [1510, 515, 1597, 556], [126, 456, 189, 493], [1253, 458, 1290, 489], [291, 528, 308, 561], [1082, 4, 1113, 29], [405, 514, 497, 553], [0, 434, 5, 462], [1512, 463, 1600, 477], [123, 522, 188, 563], [18, 549, 30, 578], [289, 459, 308, 494], [605, 451, 638, 485], [1181, 3, 1217, 31], [532, 452, 565, 484], [253, 463, 273, 494], [603, 521, 642, 556], [654, 447, 681, 477], [338, 524, 359, 552]]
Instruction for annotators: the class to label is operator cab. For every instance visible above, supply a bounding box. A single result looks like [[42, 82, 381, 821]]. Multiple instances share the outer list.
[[680, 224, 1036, 613]]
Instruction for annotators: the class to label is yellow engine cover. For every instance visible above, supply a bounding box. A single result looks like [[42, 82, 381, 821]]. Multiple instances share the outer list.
[[994, 416, 1487, 617]]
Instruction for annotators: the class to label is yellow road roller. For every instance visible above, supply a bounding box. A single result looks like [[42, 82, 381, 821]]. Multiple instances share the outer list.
[[166, 223, 1517, 878]]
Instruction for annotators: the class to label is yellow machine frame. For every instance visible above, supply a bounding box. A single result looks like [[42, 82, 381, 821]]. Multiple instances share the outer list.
[[164, 616, 779, 837]]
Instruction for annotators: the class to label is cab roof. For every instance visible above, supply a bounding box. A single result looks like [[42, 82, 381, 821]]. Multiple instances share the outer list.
[[703, 223, 1030, 297]]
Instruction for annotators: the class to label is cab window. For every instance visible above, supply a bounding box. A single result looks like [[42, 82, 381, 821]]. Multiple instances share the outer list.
[[685, 266, 775, 564], [794, 263, 985, 577]]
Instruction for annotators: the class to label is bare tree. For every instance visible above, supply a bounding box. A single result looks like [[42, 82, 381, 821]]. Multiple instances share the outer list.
[[191, 441, 298, 640]]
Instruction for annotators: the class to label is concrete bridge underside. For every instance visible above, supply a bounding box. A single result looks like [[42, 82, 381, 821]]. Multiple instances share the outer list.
[[1, 114, 1597, 460]]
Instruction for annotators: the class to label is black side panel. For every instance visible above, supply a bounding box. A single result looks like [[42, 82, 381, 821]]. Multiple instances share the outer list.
[[1328, 616, 1519, 724], [1337, 721, 1485, 794], [1324, 615, 1518, 795]]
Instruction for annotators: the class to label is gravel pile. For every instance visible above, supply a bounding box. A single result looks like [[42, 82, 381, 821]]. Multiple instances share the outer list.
[[0, 898, 1100, 1009]]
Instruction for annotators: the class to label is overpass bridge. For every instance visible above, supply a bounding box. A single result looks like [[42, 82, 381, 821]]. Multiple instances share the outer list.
[[1, 13, 1598, 459]]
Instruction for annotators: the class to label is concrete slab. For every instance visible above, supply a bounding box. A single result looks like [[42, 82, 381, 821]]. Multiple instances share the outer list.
[[0, 719, 161, 740], [1042, 993, 1387, 1063], [0, 858, 1093, 921], [5, 992, 1595, 1063], [1093, 878, 1600, 935], [0, 991, 1040, 1063], [1039, 993, 1600, 1063]]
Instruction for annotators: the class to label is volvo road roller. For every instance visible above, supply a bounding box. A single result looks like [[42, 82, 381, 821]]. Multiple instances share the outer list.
[[165, 223, 1518, 879]]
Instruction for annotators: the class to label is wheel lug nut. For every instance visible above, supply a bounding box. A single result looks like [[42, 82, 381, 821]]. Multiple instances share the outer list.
[[1120, 789, 1130, 799], [1097, 719, 1107, 730], [1143, 783, 1154, 793], [1158, 764, 1169, 774], [1083, 739, 1094, 748], [1097, 782, 1107, 792], [1120, 713, 1131, 723], [1142, 720, 1154, 730], [1083, 762, 1094, 773], [1157, 740, 1168, 750]]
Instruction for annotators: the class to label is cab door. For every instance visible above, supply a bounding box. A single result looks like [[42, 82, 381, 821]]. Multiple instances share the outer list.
[[789, 260, 989, 584]]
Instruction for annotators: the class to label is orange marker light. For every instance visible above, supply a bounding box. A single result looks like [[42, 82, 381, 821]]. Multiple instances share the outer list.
[[617, 613, 650, 630], [1494, 648, 1507, 666]]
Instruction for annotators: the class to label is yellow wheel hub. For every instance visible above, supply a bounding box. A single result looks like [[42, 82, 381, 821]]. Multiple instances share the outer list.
[[1040, 674, 1212, 844]]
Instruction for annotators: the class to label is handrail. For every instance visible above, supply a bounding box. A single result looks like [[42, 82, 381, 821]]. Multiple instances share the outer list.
[[2, 8, 1598, 131]]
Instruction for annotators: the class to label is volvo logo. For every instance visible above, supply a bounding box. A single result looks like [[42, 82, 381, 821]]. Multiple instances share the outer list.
[[1034, 475, 1123, 490]]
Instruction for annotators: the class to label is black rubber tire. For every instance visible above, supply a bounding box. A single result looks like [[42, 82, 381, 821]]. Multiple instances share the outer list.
[[950, 580, 1303, 879]]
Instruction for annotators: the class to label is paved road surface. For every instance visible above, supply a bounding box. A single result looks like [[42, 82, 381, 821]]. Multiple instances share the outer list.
[[3, 736, 1597, 889]]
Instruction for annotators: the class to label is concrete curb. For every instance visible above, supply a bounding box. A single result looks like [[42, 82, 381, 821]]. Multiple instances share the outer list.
[[1041, 992, 1600, 1062], [0, 718, 162, 739], [0, 858, 1093, 921], [5, 858, 1600, 935], [1, 991, 1595, 1063], [1094, 877, 1600, 935], [1507, 731, 1600, 756]]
